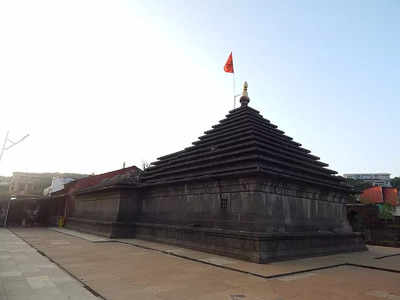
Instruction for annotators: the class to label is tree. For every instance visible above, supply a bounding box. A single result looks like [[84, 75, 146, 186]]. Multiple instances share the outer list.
[[345, 178, 373, 192], [391, 177, 400, 189], [345, 178, 373, 203], [379, 203, 394, 221], [141, 161, 152, 171]]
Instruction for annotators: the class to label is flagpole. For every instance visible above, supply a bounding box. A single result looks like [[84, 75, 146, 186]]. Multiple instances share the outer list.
[[233, 73, 236, 109], [224, 51, 235, 108]]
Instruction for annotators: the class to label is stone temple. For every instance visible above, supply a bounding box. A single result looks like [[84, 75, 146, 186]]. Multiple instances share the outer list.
[[64, 82, 365, 263]]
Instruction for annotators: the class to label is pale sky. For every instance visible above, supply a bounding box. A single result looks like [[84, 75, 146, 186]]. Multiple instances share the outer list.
[[0, 1, 399, 177]]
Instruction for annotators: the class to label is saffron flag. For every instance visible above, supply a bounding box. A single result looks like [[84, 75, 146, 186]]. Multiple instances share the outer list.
[[224, 52, 234, 73]]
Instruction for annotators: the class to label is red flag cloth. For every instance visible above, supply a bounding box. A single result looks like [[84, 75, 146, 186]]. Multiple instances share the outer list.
[[224, 52, 234, 73]]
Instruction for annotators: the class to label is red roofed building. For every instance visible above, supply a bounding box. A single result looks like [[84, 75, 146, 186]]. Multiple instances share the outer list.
[[66, 165, 140, 194], [383, 187, 399, 206], [360, 186, 384, 204], [360, 186, 398, 206]]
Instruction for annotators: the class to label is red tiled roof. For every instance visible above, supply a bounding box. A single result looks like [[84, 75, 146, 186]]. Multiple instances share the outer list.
[[360, 186, 383, 204], [66, 166, 140, 193], [383, 187, 399, 206]]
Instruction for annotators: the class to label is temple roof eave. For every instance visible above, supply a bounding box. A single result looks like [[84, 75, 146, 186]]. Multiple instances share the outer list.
[[141, 168, 350, 192]]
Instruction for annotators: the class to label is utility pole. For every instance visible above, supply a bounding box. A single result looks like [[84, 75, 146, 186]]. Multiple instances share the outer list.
[[1, 131, 29, 227], [0, 131, 10, 163], [0, 131, 30, 163]]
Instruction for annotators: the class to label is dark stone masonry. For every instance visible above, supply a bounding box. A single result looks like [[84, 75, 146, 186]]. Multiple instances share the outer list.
[[65, 82, 366, 263]]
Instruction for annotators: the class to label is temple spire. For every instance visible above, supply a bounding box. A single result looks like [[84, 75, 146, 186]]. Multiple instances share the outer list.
[[239, 81, 250, 107]]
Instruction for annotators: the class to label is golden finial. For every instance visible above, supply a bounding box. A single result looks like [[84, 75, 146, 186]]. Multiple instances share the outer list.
[[243, 81, 248, 97], [240, 81, 250, 107]]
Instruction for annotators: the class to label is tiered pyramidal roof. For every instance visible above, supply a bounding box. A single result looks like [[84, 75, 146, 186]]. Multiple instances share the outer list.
[[142, 82, 348, 191]]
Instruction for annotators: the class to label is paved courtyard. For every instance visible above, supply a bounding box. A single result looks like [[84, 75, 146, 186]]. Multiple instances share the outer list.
[[2, 227, 400, 300], [0, 228, 100, 300]]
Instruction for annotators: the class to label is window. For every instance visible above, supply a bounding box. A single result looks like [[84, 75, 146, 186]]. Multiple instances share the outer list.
[[220, 198, 228, 209]]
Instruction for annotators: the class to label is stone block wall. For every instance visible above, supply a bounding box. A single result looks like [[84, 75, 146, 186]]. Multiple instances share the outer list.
[[73, 190, 121, 222], [134, 222, 365, 263], [62, 177, 365, 261], [65, 188, 139, 238], [139, 175, 351, 233]]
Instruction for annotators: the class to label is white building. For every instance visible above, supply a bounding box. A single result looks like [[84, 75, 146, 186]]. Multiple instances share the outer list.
[[343, 173, 391, 187], [43, 177, 76, 196]]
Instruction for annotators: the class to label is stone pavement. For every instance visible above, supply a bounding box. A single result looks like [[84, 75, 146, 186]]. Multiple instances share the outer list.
[[51, 226, 400, 277], [8, 228, 400, 300], [0, 228, 100, 300]]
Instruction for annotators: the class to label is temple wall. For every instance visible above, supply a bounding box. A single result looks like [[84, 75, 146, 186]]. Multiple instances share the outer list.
[[72, 190, 121, 222], [66, 188, 139, 238], [118, 189, 141, 222], [139, 176, 351, 233], [133, 222, 365, 263], [61, 178, 364, 262]]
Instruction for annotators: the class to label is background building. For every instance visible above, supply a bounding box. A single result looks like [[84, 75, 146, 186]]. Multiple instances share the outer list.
[[343, 173, 391, 187], [43, 176, 86, 196], [0, 176, 11, 224], [359, 186, 398, 206], [0, 176, 11, 200], [9, 172, 87, 199]]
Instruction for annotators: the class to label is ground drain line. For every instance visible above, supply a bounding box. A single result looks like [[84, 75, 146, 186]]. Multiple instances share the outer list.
[[44, 229, 400, 279], [36, 249, 105, 299], [9, 229, 108, 300], [102, 240, 348, 280], [106, 240, 400, 279], [347, 263, 400, 274], [375, 253, 400, 260], [44, 230, 348, 280], [49, 228, 110, 243], [42, 229, 400, 262]]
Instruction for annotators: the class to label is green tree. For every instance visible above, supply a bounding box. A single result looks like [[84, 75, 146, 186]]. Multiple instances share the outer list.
[[345, 178, 373, 192], [391, 177, 400, 189], [379, 203, 394, 221], [345, 178, 373, 202]]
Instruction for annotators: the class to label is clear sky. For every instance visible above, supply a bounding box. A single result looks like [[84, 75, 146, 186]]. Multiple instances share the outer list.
[[0, 0, 399, 177]]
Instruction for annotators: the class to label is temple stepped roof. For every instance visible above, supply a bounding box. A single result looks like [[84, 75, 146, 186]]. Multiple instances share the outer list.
[[142, 83, 349, 191]]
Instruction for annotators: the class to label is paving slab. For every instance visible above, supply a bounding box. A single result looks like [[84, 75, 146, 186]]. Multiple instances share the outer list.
[[0, 228, 100, 300]]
